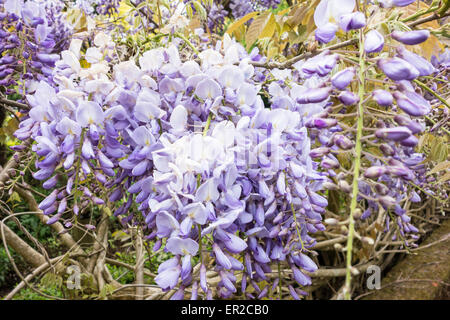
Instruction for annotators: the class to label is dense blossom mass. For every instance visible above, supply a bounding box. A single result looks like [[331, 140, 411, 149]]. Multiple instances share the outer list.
[[1, 0, 448, 300], [0, 0, 71, 96]]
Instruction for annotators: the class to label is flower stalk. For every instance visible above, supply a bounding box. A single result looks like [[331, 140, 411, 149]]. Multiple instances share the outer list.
[[344, 27, 366, 300]]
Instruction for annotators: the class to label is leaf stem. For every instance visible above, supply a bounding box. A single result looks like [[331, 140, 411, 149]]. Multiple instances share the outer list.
[[413, 79, 449, 109], [175, 32, 200, 55], [203, 112, 212, 137], [290, 202, 304, 250]]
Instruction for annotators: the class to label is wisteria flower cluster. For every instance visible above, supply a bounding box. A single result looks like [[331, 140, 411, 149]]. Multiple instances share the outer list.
[[14, 29, 335, 299], [75, 0, 121, 16], [0, 0, 72, 96], [229, 0, 281, 19]]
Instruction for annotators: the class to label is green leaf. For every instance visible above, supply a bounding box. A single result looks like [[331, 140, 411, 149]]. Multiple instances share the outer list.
[[40, 273, 63, 289], [7, 191, 21, 204], [98, 283, 116, 299]]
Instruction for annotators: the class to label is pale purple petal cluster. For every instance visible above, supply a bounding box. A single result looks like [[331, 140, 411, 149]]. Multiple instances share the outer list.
[[0, 0, 72, 95], [17, 34, 328, 299]]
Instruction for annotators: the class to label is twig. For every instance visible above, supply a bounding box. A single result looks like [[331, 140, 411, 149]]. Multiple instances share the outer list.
[[250, 39, 358, 69], [134, 228, 145, 300], [407, 11, 450, 28], [3, 256, 63, 300], [105, 257, 156, 278], [0, 97, 30, 111]]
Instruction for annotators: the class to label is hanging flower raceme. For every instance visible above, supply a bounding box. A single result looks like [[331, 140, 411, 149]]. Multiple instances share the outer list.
[[16, 32, 331, 300], [0, 0, 72, 96]]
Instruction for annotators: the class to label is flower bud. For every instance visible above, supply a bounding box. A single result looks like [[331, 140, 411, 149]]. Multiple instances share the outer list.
[[396, 46, 436, 76], [315, 23, 338, 44], [338, 180, 351, 193], [393, 90, 431, 116], [46, 214, 61, 225], [364, 166, 387, 179], [334, 134, 354, 150], [339, 12, 366, 32], [410, 191, 421, 203], [391, 30, 430, 45], [36, 53, 60, 64], [58, 198, 67, 214], [379, 0, 415, 7], [310, 147, 330, 158], [64, 221, 72, 228], [331, 67, 355, 90], [361, 237, 375, 245], [43, 175, 58, 189], [393, 115, 424, 134], [378, 195, 397, 208], [400, 135, 418, 147], [305, 117, 337, 129], [324, 218, 339, 225], [338, 91, 359, 106], [361, 209, 372, 220], [321, 158, 340, 169], [354, 208, 362, 219], [406, 120, 424, 134], [0, 55, 15, 64], [377, 57, 420, 81], [38, 189, 58, 210], [372, 89, 393, 106], [380, 143, 395, 156], [375, 183, 389, 195], [364, 30, 384, 53], [43, 203, 58, 215], [375, 127, 412, 141], [388, 165, 413, 179], [296, 87, 332, 104], [322, 181, 338, 190], [394, 114, 411, 126]]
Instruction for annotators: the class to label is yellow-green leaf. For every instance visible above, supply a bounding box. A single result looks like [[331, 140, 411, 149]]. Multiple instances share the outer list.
[[438, 172, 450, 183], [430, 138, 448, 162], [428, 161, 450, 175], [286, 4, 308, 29], [193, 1, 207, 21], [258, 13, 276, 39], [245, 12, 276, 50], [7, 191, 21, 204], [186, 4, 193, 19], [225, 11, 259, 36], [302, 0, 321, 34]]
